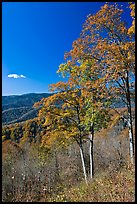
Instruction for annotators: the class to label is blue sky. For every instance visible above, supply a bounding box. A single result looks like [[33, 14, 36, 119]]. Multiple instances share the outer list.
[[2, 2, 131, 96]]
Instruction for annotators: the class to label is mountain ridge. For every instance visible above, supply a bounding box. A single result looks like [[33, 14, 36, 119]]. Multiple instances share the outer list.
[[2, 92, 53, 125]]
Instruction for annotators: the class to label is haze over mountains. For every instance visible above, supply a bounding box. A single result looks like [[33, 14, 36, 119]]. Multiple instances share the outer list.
[[2, 93, 53, 125]]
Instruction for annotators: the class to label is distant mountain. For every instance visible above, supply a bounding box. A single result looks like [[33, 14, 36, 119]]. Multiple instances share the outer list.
[[2, 93, 53, 125], [2, 92, 135, 126]]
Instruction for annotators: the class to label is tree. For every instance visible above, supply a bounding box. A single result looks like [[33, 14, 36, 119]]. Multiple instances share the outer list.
[[34, 79, 110, 183], [58, 3, 135, 163], [2, 126, 11, 140], [34, 82, 89, 184], [128, 2, 135, 35]]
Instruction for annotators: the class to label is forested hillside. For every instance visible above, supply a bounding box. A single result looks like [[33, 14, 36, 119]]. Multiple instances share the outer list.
[[2, 108, 135, 202], [2, 93, 53, 125]]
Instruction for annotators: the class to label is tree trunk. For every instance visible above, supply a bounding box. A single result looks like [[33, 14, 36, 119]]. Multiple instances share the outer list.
[[127, 100, 134, 164], [89, 122, 94, 179], [128, 115, 134, 164], [125, 70, 134, 164], [79, 144, 88, 185]]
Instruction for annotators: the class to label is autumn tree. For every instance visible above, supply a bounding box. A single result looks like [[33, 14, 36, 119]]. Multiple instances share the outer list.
[[58, 58, 113, 177], [128, 2, 135, 35], [2, 126, 11, 141], [34, 82, 88, 184], [34, 78, 110, 183], [58, 2, 135, 163]]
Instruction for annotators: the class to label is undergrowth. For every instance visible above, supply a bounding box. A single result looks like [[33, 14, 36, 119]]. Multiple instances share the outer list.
[[46, 162, 135, 202]]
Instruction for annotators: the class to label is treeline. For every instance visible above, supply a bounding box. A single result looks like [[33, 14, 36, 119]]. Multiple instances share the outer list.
[[2, 117, 46, 144]]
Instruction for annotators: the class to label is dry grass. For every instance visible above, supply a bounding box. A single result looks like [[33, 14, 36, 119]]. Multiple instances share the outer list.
[[47, 162, 135, 202]]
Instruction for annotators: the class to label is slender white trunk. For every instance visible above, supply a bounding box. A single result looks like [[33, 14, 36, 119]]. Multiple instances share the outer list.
[[79, 145, 88, 185], [128, 117, 134, 164], [127, 106, 134, 164], [89, 133, 93, 179], [125, 70, 134, 164], [89, 105, 94, 179]]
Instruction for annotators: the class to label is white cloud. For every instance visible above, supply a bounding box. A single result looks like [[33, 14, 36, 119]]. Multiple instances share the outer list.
[[20, 74, 26, 78], [8, 74, 26, 79]]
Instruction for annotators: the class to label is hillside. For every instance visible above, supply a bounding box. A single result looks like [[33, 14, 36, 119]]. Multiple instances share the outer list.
[[2, 93, 53, 125], [47, 163, 135, 202], [2, 94, 135, 202], [2, 108, 135, 202]]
